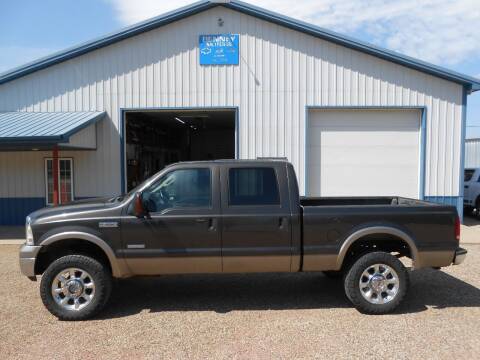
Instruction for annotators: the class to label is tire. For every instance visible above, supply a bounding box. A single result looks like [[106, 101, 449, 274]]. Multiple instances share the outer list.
[[40, 255, 112, 321], [344, 252, 409, 315], [475, 198, 480, 218], [322, 270, 343, 279], [463, 206, 473, 216]]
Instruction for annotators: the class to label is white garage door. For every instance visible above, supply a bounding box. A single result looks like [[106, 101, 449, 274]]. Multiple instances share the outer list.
[[306, 109, 421, 198]]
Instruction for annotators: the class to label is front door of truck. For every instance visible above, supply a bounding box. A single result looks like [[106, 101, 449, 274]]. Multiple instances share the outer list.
[[220, 164, 293, 272], [121, 165, 221, 275]]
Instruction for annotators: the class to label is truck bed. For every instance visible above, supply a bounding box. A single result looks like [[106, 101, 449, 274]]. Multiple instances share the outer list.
[[298, 196, 458, 271]]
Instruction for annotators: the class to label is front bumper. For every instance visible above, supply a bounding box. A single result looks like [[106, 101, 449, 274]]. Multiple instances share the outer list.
[[19, 244, 42, 280], [453, 247, 468, 265]]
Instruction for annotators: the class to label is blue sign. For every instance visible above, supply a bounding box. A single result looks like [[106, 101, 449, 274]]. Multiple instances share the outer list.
[[199, 34, 239, 65]]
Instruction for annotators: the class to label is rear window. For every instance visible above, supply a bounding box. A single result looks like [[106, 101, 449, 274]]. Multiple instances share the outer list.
[[229, 167, 280, 206], [465, 169, 475, 182]]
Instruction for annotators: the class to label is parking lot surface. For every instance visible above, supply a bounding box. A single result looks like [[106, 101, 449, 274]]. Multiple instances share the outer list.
[[1, 237, 479, 360]]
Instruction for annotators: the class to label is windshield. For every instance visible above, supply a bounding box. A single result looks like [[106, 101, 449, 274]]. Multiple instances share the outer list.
[[111, 175, 157, 202]]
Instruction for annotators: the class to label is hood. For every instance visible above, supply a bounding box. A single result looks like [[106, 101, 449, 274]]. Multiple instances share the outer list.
[[28, 197, 118, 223]]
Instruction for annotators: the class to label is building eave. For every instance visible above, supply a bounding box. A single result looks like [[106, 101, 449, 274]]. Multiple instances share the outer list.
[[0, 111, 105, 148]]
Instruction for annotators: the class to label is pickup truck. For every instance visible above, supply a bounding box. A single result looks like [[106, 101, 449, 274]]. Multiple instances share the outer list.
[[19, 160, 467, 320], [464, 167, 480, 214]]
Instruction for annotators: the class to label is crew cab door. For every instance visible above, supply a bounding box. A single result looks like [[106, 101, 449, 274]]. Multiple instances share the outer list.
[[121, 165, 221, 275], [220, 163, 293, 272]]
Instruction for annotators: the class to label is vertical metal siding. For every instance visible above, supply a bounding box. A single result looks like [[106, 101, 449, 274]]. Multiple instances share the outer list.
[[0, 151, 90, 198], [0, 6, 464, 198], [0, 152, 46, 197]]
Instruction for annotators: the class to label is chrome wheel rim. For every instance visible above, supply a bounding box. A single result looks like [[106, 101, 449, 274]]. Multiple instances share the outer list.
[[359, 263, 399, 305], [51, 268, 95, 311]]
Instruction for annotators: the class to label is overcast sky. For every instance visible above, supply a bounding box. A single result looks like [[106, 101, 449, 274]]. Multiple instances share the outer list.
[[1, 0, 479, 136]]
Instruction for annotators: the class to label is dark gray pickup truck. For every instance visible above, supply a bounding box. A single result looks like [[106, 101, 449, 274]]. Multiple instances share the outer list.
[[19, 160, 467, 320]]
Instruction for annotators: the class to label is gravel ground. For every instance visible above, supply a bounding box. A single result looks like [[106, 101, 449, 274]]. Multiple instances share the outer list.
[[1, 243, 479, 360]]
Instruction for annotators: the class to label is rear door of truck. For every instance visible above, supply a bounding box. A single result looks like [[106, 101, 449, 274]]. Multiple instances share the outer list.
[[220, 162, 293, 272]]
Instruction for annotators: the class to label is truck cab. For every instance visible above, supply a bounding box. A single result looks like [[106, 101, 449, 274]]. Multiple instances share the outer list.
[[121, 160, 295, 274]]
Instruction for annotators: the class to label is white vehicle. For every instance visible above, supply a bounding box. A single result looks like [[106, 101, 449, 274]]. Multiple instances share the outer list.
[[464, 168, 480, 212]]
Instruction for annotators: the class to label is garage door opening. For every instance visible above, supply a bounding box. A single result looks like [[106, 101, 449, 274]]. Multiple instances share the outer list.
[[125, 109, 236, 191]]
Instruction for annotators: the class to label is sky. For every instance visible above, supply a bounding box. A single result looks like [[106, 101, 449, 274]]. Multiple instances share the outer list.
[[1, 0, 479, 137]]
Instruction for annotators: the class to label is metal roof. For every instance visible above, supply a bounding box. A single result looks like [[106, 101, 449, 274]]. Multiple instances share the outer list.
[[0, 0, 479, 91], [0, 111, 105, 144]]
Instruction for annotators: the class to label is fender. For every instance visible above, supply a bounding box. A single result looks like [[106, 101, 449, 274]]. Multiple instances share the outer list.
[[336, 226, 419, 269], [40, 231, 130, 278]]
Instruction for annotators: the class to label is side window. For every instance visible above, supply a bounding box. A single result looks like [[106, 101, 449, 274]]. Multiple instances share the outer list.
[[143, 168, 211, 212], [229, 167, 280, 206]]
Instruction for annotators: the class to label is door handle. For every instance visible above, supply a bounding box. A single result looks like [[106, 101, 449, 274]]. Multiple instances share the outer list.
[[196, 218, 216, 231], [279, 217, 287, 229], [208, 218, 216, 231]]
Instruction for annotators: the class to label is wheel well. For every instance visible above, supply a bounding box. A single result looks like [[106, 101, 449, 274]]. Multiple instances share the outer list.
[[341, 233, 412, 270], [34, 239, 112, 275]]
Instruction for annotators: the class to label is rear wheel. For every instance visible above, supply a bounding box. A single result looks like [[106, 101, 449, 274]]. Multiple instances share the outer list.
[[344, 252, 409, 314], [40, 255, 112, 321]]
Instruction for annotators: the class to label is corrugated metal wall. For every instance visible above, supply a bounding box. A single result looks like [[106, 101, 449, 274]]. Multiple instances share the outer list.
[[0, 6, 465, 200], [465, 139, 480, 168], [0, 151, 96, 198]]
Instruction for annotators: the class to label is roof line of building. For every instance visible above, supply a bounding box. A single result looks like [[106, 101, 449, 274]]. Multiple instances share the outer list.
[[0, 0, 479, 92], [0, 111, 105, 144]]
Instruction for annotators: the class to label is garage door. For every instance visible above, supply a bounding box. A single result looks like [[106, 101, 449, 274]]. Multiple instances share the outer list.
[[306, 109, 421, 198]]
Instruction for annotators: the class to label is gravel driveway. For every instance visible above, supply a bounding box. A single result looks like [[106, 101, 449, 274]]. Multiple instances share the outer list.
[[1, 243, 479, 359]]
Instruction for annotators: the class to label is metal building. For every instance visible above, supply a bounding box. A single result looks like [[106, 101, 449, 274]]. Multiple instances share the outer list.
[[1, 0, 479, 224]]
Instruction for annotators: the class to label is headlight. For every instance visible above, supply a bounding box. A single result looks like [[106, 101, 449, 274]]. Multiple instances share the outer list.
[[25, 217, 34, 246]]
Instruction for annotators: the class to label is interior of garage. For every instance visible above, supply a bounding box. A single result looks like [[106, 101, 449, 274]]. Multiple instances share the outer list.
[[125, 109, 236, 190]]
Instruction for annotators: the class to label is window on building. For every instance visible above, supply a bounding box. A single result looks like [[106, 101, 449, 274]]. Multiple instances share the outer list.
[[45, 158, 74, 205], [228, 167, 280, 206]]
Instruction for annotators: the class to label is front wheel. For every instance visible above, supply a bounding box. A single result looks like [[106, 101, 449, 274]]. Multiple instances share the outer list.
[[344, 252, 409, 314], [40, 255, 112, 320], [322, 270, 343, 279]]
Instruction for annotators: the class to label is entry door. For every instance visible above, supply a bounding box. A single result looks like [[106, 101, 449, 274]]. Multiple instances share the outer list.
[[220, 164, 292, 272], [121, 166, 221, 275], [307, 109, 421, 198]]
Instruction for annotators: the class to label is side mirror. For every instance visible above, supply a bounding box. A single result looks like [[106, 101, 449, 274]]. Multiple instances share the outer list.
[[134, 192, 147, 218]]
